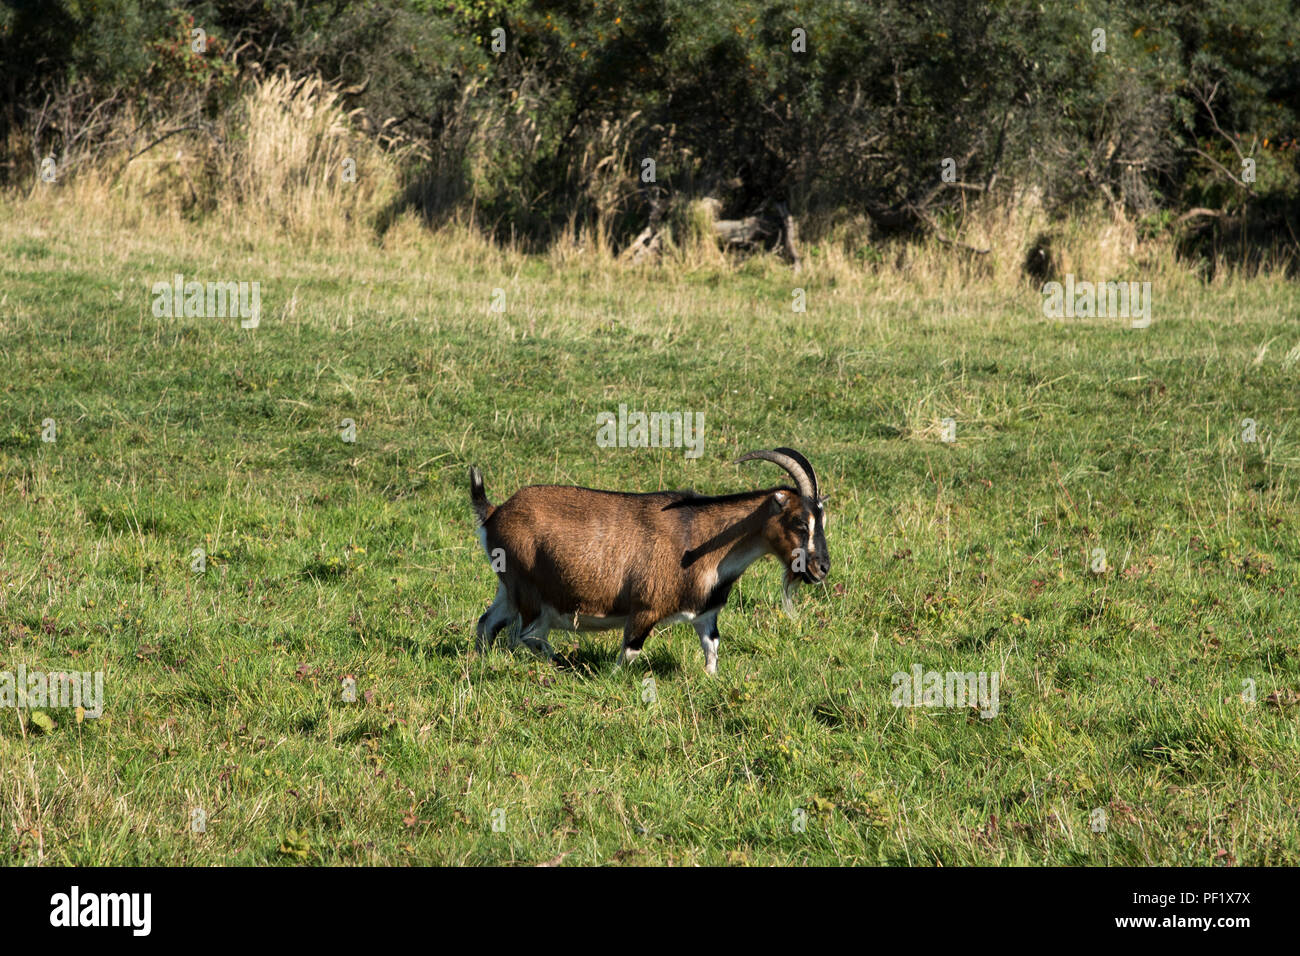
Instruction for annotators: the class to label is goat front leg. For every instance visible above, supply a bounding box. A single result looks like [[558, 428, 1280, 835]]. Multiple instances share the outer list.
[[615, 611, 657, 670], [692, 611, 720, 675]]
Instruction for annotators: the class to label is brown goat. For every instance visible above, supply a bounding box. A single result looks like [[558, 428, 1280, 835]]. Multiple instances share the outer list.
[[468, 448, 829, 673]]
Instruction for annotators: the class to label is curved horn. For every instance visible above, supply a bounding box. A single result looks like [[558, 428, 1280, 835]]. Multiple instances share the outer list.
[[734, 448, 816, 500], [773, 447, 819, 500]]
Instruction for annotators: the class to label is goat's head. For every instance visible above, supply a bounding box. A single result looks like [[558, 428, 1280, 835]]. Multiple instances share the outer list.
[[736, 448, 830, 594]]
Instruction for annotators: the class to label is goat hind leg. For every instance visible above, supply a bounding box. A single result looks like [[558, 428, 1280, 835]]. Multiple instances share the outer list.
[[516, 612, 554, 660], [476, 583, 513, 652], [615, 612, 657, 670]]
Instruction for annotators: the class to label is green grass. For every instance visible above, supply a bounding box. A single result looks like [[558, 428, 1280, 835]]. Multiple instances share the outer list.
[[1, 210, 1298, 866]]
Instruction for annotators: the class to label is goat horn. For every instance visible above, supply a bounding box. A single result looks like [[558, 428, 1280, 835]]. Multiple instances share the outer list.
[[734, 448, 816, 500], [772, 446, 819, 501]]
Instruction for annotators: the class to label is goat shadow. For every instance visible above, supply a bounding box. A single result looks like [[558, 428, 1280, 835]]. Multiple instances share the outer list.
[[552, 640, 683, 679]]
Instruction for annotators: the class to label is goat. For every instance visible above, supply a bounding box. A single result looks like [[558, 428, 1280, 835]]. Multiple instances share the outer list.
[[468, 448, 829, 673]]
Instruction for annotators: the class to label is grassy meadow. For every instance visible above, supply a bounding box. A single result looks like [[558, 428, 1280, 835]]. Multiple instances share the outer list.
[[1, 204, 1298, 866]]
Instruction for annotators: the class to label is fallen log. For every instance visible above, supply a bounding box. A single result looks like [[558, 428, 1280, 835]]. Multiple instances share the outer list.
[[708, 197, 801, 268], [621, 194, 803, 269], [713, 215, 774, 247]]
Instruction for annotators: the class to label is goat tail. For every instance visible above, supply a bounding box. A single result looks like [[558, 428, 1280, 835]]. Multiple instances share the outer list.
[[469, 465, 494, 525]]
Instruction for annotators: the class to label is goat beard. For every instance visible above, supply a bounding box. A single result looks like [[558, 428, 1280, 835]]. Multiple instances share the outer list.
[[781, 568, 802, 619]]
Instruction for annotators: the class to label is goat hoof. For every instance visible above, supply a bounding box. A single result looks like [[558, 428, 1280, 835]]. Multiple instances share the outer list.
[[519, 638, 554, 660]]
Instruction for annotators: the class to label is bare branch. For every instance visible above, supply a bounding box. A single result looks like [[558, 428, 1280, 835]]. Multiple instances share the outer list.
[[1189, 81, 1255, 193]]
